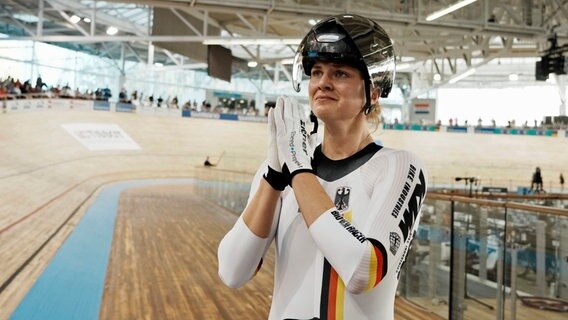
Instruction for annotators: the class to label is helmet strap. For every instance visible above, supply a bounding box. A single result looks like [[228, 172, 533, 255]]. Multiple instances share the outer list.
[[363, 78, 373, 115]]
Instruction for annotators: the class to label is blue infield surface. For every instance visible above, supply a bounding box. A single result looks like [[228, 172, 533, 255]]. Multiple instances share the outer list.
[[10, 179, 196, 320]]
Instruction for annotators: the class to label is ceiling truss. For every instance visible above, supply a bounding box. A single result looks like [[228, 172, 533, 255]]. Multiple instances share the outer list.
[[0, 0, 567, 88]]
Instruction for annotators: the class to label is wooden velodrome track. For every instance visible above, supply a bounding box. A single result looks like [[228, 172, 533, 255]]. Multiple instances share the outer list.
[[0, 109, 566, 319]]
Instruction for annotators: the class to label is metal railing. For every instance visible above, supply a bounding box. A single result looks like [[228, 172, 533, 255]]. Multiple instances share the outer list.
[[189, 168, 568, 319], [400, 193, 568, 320]]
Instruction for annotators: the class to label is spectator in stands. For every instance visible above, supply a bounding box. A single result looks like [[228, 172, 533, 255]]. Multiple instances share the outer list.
[[51, 85, 61, 97], [35, 75, 46, 91], [491, 119, 496, 127], [119, 88, 128, 103], [21, 80, 32, 94], [102, 87, 112, 100], [560, 173, 565, 192], [10, 78, 22, 95], [477, 117, 482, 127], [530, 167, 543, 193], [264, 102, 272, 116]]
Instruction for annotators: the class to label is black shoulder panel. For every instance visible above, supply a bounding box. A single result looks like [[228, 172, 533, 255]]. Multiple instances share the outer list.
[[312, 143, 382, 182]]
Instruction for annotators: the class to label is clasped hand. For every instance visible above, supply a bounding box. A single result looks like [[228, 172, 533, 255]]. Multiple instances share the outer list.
[[272, 96, 316, 181]]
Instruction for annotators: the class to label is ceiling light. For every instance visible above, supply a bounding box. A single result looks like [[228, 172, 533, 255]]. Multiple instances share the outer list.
[[397, 63, 411, 70], [433, 73, 442, 81], [154, 62, 164, 67], [83, 17, 91, 23], [70, 15, 81, 24], [13, 13, 39, 23], [106, 26, 118, 35], [248, 61, 258, 68], [426, 0, 478, 22], [508, 73, 519, 81], [448, 68, 476, 84]]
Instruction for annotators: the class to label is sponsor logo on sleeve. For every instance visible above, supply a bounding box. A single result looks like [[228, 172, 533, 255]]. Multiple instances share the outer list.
[[398, 169, 426, 242], [389, 163, 426, 278], [389, 232, 401, 255], [330, 210, 366, 243], [395, 230, 417, 278], [289, 120, 309, 169], [391, 164, 416, 219], [390, 164, 426, 243]]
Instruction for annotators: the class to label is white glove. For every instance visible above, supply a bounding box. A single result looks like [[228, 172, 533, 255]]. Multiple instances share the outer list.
[[263, 105, 287, 190], [266, 107, 281, 172], [274, 96, 314, 180]]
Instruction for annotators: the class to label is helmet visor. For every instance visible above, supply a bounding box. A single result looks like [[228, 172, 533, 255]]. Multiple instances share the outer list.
[[335, 15, 395, 97], [291, 51, 304, 92], [291, 14, 395, 97]]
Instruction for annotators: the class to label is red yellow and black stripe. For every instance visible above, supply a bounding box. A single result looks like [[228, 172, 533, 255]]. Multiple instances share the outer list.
[[319, 259, 345, 320], [365, 238, 388, 291], [319, 239, 388, 319]]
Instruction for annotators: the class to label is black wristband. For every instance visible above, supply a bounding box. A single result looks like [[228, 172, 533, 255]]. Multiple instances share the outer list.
[[282, 164, 314, 187], [263, 166, 288, 191]]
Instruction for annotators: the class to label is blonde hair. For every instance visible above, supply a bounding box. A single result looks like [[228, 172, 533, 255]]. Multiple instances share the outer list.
[[366, 101, 382, 133]]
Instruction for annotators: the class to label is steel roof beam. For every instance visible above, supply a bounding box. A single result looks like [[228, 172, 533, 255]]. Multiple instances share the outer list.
[[170, 8, 202, 36], [0, 35, 299, 42]]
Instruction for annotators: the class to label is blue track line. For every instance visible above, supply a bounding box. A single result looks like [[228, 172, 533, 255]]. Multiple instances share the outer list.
[[9, 179, 196, 320]]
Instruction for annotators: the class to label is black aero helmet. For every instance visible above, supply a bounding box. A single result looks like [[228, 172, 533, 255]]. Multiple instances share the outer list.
[[292, 14, 395, 112]]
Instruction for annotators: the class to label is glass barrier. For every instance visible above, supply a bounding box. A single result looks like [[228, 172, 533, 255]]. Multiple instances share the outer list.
[[192, 167, 253, 214], [400, 193, 568, 320], [188, 168, 568, 320], [398, 196, 452, 318]]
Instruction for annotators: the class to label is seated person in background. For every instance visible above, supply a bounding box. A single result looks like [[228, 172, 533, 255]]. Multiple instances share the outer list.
[[531, 167, 543, 192], [204, 156, 215, 167], [118, 88, 129, 103]]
